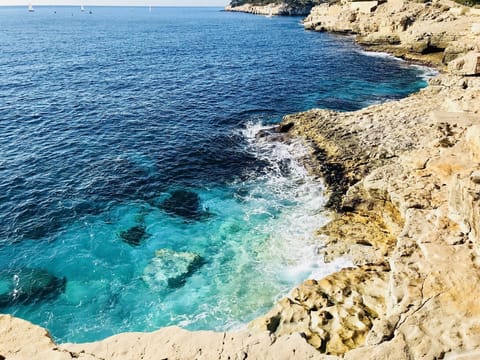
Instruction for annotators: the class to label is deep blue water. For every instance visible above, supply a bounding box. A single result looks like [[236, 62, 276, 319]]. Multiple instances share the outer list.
[[0, 6, 430, 343]]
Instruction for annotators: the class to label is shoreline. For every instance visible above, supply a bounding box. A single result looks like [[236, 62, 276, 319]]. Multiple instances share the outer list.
[[2, 1, 480, 359]]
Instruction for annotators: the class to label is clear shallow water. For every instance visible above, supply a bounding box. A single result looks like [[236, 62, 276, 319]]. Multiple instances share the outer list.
[[0, 6, 429, 343]]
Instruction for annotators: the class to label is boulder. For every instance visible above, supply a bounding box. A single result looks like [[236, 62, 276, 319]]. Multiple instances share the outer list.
[[449, 52, 480, 76], [0, 268, 66, 307], [142, 249, 204, 290]]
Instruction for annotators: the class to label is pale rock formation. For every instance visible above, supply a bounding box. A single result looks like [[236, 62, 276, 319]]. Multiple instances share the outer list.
[[267, 73, 480, 359], [0, 314, 322, 360], [304, 0, 480, 65], [449, 51, 480, 75], [225, 3, 312, 16], [249, 265, 390, 355]]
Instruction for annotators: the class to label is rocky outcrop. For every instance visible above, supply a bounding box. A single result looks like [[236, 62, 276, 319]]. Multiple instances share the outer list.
[[304, 0, 480, 66], [225, 3, 313, 16], [256, 73, 480, 358], [249, 265, 390, 355], [449, 51, 480, 75]]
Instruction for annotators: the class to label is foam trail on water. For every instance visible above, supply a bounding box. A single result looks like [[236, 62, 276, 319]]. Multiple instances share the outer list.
[[240, 121, 352, 287], [355, 49, 405, 61]]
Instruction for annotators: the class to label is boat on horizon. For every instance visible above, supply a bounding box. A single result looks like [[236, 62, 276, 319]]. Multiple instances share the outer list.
[[28, 3, 34, 12], [81, 4, 85, 12]]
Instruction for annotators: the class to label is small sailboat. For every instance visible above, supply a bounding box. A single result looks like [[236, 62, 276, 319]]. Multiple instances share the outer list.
[[28, 3, 34, 12], [81, 4, 85, 12], [149, 5, 152, 13]]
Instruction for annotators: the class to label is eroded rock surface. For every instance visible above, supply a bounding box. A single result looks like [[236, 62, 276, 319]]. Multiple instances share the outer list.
[[304, 0, 480, 66], [225, 3, 313, 16], [250, 265, 390, 355], [268, 73, 480, 359]]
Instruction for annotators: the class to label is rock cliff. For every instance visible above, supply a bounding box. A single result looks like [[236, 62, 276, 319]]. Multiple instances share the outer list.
[[251, 72, 480, 358], [225, 3, 313, 16], [2, 1, 480, 359], [304, 0, 480, 66]]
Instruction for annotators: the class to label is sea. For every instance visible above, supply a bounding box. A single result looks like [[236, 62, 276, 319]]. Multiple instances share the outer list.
[[0, 6, 432, 343]]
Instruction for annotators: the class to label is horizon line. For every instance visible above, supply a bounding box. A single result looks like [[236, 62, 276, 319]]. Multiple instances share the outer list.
[[0, 4, 226, 6]]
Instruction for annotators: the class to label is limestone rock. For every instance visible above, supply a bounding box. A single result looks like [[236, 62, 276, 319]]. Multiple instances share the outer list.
[[304, 0, 479, 67], [0, 314, 322, 360], [225, 3, 312, 16], [250, 265, 389, 356], [449, 52, 480, 75], [466, 125, 480, 161]]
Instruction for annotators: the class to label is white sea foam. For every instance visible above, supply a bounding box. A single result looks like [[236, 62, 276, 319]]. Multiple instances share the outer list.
[[412, 64, 440, 81], [356, 49, 405, 61], [356, 49, 439, 82], [239, 122, 353, 293]]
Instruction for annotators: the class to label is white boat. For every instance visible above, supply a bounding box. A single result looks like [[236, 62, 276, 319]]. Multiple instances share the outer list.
[[81, 4, 85, 12], [28, 3, 34, 12]]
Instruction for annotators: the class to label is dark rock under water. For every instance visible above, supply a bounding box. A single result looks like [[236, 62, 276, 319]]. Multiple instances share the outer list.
[[0, 268, 66, 308], [160, 190, 204, 220], [119, 225, 149, 246]]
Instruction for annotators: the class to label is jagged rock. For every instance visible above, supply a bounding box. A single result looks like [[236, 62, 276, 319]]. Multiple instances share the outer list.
[[449, 52, 480, 75], [0, 268, 66, 307], [357, 33, 401, 46], [250, 265, 389, 355], [225, 3, 312, 16], [304, 0, 479, 66], [466, 125, 480, 161], [142, 249, 204, 289]]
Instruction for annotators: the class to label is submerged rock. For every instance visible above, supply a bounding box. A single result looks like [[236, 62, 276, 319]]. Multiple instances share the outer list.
[[119, 225, 149, 246], [0, 268, 66, 308], [142, 249, 204, 289], [160, 190, 204, 220]]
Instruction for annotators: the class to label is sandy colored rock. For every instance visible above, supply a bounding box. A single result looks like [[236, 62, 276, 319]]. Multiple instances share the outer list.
[[449, 51, 480, 75], [225, 2, 311, 16], [304, 0, 480, 66], [0, 314, 322, 360], [249, 265, 389, 356]]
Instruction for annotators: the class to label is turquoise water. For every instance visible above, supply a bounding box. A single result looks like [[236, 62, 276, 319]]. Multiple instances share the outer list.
[[0, 6, 430, 343]]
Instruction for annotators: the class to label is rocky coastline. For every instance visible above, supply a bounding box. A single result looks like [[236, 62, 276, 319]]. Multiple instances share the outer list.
[[224, 3, 313, 16], [2, 1, 480, 359]]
